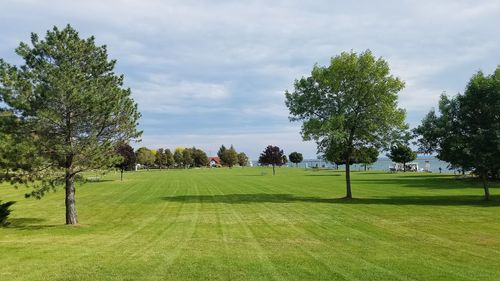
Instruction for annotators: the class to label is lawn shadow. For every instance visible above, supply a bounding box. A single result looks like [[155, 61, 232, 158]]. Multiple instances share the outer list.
[[4, 218, 58, 230], [304, 174, 342, 177], [161, 193, 499, 207]]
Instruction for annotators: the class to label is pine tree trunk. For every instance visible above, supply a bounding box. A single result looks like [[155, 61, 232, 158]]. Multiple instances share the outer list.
[[482, 173, 490, 201], [65, 172, 78, 225], [345, 159, 352, 199]]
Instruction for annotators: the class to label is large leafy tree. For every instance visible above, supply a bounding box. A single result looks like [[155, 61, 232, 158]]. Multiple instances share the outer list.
[[173, 148, 184, 168], [415, 68, 499, 200], [189, 147, 209, 167], [0, 25, 141, 224], [258, 145, 284, 175], [115, 143, 136, 180], [285, 50, 406, 198], [357, 146, 379, 171], [386, 144, 416, 172], [288, 152, 303, 167]]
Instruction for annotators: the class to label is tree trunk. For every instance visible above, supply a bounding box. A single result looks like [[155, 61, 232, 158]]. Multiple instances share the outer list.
[[65, 171, 78, 225], [364, 164, 367, 171], [403, 162, 406, 172], [345, 159, 352, 199], [482, 173, 490, 201], [120, 169, 123, 181], [272, 164, 275, 176]]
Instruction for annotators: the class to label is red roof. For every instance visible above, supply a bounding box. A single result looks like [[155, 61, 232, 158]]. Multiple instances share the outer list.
[[208, 156, 221, 164]]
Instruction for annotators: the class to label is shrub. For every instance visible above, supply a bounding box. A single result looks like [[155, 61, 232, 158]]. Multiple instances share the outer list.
[[0, 200, 15, 226]]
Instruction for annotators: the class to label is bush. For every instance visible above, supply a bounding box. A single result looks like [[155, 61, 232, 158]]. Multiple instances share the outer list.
[[0, 200, 15, 226]]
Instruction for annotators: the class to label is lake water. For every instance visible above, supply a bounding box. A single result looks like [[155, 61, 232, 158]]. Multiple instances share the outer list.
[[253, 156, 457, 173]]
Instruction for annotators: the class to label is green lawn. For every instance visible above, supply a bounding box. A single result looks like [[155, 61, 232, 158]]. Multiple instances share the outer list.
[[0, 168, 499, 281]]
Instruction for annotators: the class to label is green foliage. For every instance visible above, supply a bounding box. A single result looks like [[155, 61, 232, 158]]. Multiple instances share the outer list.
[[221, 145, 238, 168], [285, 50, 406, 197], [187, 147, 209, 167], [237, 152, 249, 167], [217, 145, 226, 162], [164, 149, 174, 168], [282, 155, 288, 166], [288, 152, 303, 166], [182, 149, 194, 168], [136, 147, 155, 168], [155, 148, 167, 169], [258, 145, 284, 175], [386, 144, 416, 172], [414, 67, 499, 199], [0, 200, 15, 226], [173, 149, 183, 167], [0, 25, 141, 224]]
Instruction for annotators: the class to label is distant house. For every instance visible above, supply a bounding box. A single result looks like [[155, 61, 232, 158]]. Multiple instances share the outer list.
[[208, 156, 222, 168]]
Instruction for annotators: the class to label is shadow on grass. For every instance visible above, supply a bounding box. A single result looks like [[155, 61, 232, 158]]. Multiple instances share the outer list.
[[5, 218, 58, 230], [304, 174, 342, 177], [354, 177, 499, 190], [161, 193, 499, 207]]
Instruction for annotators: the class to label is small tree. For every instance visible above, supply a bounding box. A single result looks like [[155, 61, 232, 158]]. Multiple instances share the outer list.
[[136, 147, 155, 169], [386, 144, 416, 172], [182, 148, 193, 168], [115, 143, 136, 180], [357, 147, 379, 171], [217, 145, 227, 165], [281, 155, 288, 166], [222, 145, 239, 168], [164, 149, 174, 168], [237, 152, 249, 167], [173, 148, 184, 168], [258, 145, 284, 175], [155, 148, 167, 169], [289, 152, 303, 167], [0, 25, 141, 224]]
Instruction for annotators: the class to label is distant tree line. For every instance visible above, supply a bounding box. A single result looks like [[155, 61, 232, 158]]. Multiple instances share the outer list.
[[114, 143, 250, 174]]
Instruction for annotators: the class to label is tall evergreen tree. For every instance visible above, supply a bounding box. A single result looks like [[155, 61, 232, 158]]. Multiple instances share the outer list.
[[0, 25, 141, 224]]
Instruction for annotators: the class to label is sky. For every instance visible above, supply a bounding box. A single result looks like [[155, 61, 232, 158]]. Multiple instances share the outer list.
[[1, 0, 499, 159]]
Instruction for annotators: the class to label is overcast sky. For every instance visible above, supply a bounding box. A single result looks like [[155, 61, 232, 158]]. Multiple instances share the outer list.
[[1, 0, 499, 159]]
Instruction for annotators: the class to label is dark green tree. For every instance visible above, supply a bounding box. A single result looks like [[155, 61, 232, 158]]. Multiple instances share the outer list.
[[386, 144, 416, 172], [164, 148, 174, 168], [288, 152, 303, 167], [281, 155, 288, 166], [222, 145, 239, 168], [191, 147, 209, 167], [357, 146, 379, 171], [0, 200, 15, 226], [182, 148, 193, 168], [217, 145, 227, 165], [237, 152, 249, 167], [258, 145, 284, 175], [0, 25, 141, 224], [155, 148, 167, 169], [285, 50, 406, 198], [115, 143, 136, 181], [173, 148, 183, 168]]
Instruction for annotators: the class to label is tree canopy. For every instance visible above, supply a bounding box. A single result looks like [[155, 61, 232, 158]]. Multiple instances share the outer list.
[[288, 152, 303, 167], [285, 50, 406, 198], [0, 25, 141, 224], [386, 144, 416, 172], [414, 67, 500, 200], [258, 145, 284, 175]]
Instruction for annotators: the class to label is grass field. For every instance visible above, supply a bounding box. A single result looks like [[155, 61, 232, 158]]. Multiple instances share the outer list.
[[0, 168, 499, 280]]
